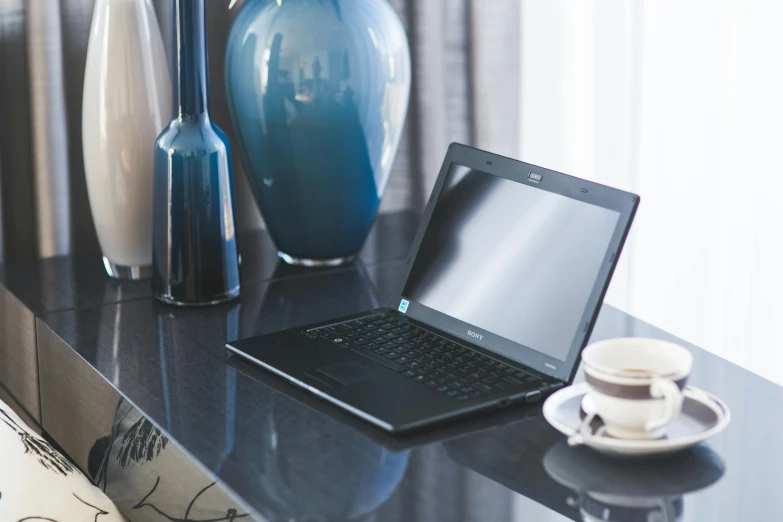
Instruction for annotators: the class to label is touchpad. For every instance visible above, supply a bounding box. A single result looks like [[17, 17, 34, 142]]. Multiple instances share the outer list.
[[316, 361, 376, 386]]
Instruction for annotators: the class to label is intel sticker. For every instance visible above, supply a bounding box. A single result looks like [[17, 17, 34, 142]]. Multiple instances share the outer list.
[[398, 299, 409, 313]]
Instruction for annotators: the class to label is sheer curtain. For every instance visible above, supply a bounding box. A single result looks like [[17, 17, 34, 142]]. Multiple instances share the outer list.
[[519, 0, 783, 383]]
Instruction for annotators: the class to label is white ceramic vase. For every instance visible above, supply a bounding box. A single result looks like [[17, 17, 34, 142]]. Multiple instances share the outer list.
[[82, 0, 171, 279]]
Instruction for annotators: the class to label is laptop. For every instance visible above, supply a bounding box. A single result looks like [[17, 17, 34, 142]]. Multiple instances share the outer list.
[[227, 143, 639, 433]]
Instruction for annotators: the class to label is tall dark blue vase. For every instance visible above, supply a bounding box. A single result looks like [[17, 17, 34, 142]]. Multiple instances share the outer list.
[[152, 0, 240, 306], [225, 0, 411, 266]]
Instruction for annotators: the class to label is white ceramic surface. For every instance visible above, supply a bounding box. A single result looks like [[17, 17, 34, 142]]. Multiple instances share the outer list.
[[582, 338, 693, 439], [82, 0, 171, 272], [543, 383, 731, 457]]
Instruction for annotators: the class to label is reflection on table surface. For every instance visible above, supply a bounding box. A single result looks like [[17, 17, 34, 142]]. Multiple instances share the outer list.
[[35, 256, 783, 521]]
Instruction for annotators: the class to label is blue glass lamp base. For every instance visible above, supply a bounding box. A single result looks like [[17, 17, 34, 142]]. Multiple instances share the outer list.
[[277, 251, 355, 268], [155, 286, 240, 307], [102, 257, 151, 280]]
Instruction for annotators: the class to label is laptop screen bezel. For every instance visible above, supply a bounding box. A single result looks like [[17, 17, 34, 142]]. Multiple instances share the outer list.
[[396, 143, 640, 384]]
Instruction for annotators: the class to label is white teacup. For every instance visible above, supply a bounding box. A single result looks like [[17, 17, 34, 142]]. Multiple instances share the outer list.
[[581, 338, 693, 440]]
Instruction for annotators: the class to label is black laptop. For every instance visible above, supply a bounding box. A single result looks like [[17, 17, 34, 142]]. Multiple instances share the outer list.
[[227, 143, 639, 432]]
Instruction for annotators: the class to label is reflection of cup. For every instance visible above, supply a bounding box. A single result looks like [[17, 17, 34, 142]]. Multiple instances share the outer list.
[[543, 442, 724, 522], [582, 338, 693, 439]]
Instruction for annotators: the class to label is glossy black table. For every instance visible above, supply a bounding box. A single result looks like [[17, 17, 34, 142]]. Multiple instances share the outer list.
[[0, 212, 780, 522]]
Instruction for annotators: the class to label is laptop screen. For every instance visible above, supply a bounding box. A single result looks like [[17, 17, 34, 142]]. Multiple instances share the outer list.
[[402, 164, 621, 366]]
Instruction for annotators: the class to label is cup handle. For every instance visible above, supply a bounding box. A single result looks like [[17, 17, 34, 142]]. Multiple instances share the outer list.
[[646, 378, 683, 433]]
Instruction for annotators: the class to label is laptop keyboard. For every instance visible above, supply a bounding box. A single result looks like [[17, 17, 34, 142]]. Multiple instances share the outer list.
[[303, 313, 546, 402]]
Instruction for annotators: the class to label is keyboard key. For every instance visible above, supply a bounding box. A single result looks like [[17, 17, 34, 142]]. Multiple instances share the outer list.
[[425, 380, 439, 387], [383, 341, 398, 349], [343, 341, 358, 348], [460, 387, 473, 394], [447, 390, 459, 397], [437, 386, 449, 392], [475, 383, 493, 392], [386, 352, 403, 360], [402, 370, 417, 377], [413, 375, 427, 382], [468, 391, 482, 398], [332, 338, 346, 344], [394, 346, 412, 353], [456, 395, 469, 401], [397, 356, 413, 364], [407, 361, 423, 369]]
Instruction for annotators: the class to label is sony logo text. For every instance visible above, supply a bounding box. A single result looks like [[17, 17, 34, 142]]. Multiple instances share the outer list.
[[467, 330, 483, 340]]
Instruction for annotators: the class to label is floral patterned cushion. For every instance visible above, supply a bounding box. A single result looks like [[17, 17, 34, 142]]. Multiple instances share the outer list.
[[0, 401, 126, 521]]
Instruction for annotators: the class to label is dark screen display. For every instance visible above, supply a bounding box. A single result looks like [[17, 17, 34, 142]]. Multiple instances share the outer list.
[[403, 165, 620, 363]]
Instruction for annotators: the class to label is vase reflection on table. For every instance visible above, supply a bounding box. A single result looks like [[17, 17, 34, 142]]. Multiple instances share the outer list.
[[152, 0, 241, 306], [225, 0, 411, 266]]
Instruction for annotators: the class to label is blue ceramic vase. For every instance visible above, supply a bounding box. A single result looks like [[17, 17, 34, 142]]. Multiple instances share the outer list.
[[152, 0, 241, 306], [225, 0, 411, 266]]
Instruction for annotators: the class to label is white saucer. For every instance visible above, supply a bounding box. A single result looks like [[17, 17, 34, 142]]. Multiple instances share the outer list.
[[542, 382, 731, 457]]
